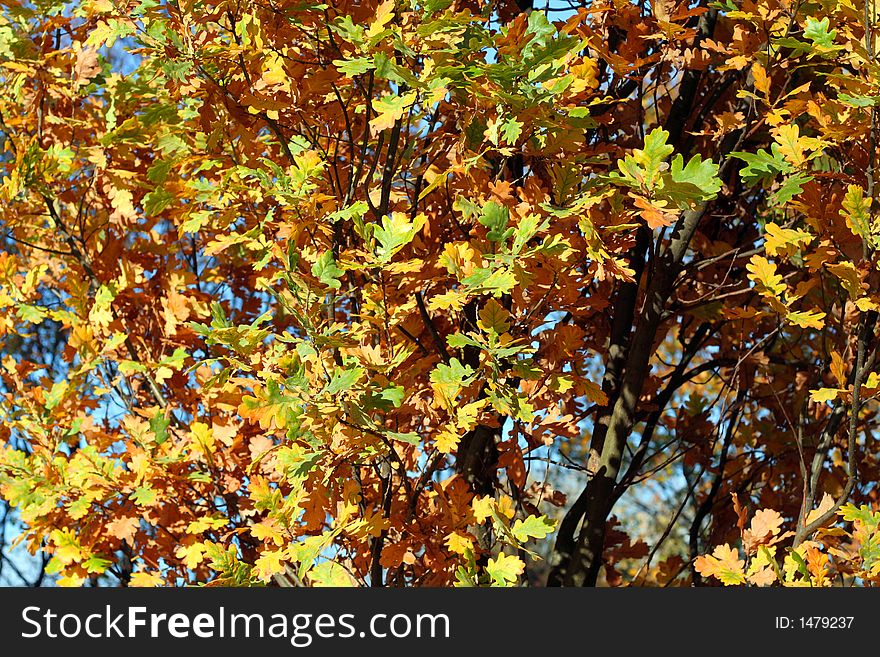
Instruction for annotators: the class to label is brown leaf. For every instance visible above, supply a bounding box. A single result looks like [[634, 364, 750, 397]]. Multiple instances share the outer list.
[[74, 47, 101, 87], [106, 515, 140, 543], [805, 492, 836, 526], [732, 493, 749, 532], [743, 508, 788, 554]]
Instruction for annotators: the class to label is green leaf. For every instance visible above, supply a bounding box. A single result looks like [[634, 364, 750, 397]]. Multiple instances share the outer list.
[[511, 213, 548, 254], [430, 357, 475, 405], [477, 268, 517, 296], [772, 173, 813, 205], [309, 560, 357, 586], [369, 91, 417, 132], [67, 496, 90, 519], [117, 361, 147, 375], [328, 200, 369, 223], [361, 384, 406, 411], [311, 250, 344, 289], [373, 212, 427, 262], [84, 18, 135, 49], [159, 347, 189, 369], [143, 188, 175, 217], [447, 332, 482, 349], [511, 515, 556, 543], [838, 93, 878, 108], [386, 430, 421, 445], [526, 10, 556, 42], [17, 304, 46, 324], [771, 36, 811, 54], [478, 201, 514, 242], [333, 57, 374, 76], [331, 15, 366, 47], [500, 116, 523, 145], [486, 553, 524, 586], [131, 486, 157, 506], [180, 210, 212, 234], [380, 385, 405, 407], [275, 445, 322, 479], [658, 153, 721, 206], [614, 128, 675, 191], [157, 132, 188, 155], [841, 184, 872, 242], [417, 0, 455, 14], [730, 145, 793, 184], [149, 410, 171, 445], [477, 298, 511, 334], [83, 554, 113, 574], [147, 159, 174, 184], [326, 367, 365, 395], [860, 533, 880, 572], [45, 381, 67, 411], [373, 52, 420, 87], [803, 16, 838, 52], [839, 503, 880, 532], [788, 548, 811, 580]]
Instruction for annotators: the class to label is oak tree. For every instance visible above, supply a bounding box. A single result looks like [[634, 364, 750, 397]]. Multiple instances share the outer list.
[[1, 0, 879, 587]]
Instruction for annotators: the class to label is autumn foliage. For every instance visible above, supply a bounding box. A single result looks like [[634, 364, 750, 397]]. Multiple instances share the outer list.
[[1, 0, 880, 587]]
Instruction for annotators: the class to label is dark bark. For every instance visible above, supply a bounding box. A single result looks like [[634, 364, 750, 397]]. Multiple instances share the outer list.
[[547, 9, 720, 585]]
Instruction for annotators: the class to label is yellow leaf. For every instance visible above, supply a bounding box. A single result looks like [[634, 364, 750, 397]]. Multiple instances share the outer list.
[[773, 123, 806, 167], [175, 542, 206, 569], [366, 0, 396, 40], [190, 421, 216, 456], [549, 375, 575, 394], [254, 550, 286, 582], [830, 350, 847, 386], [809, 387, 845, 403], [427, 289, 469, 312], [130, 571, 164, 587], [435, 428, 460, 454], [856, 297, 879, 312], [438, 241, 480, 278], [746, 255, 786, 299], [827, 261, 862, 300], [369, 90, 416, 134], [764, 222, 813, 258], [251, 518, 286, 547], [309, 560, 358, 586], [694, 544, 746, 585], [456, 398, 488, 431], [57, 574, 86, 587], [472, 495, 494, 523], [496, 494, 516, 519], [752, 62, 770, 97], [84, 20, 120, 48], [445, 531, 474, 555], [154, 366, 174, 384], [841, 185, 871, 241], [786, 309, 826, 329], [22, 264, 48, 296], [486, 553, 524, 585], [259, 52, 291, 93], [569, 60, 599, 93], [50, 528, 83, 564], [746, 546, 778, 586]]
